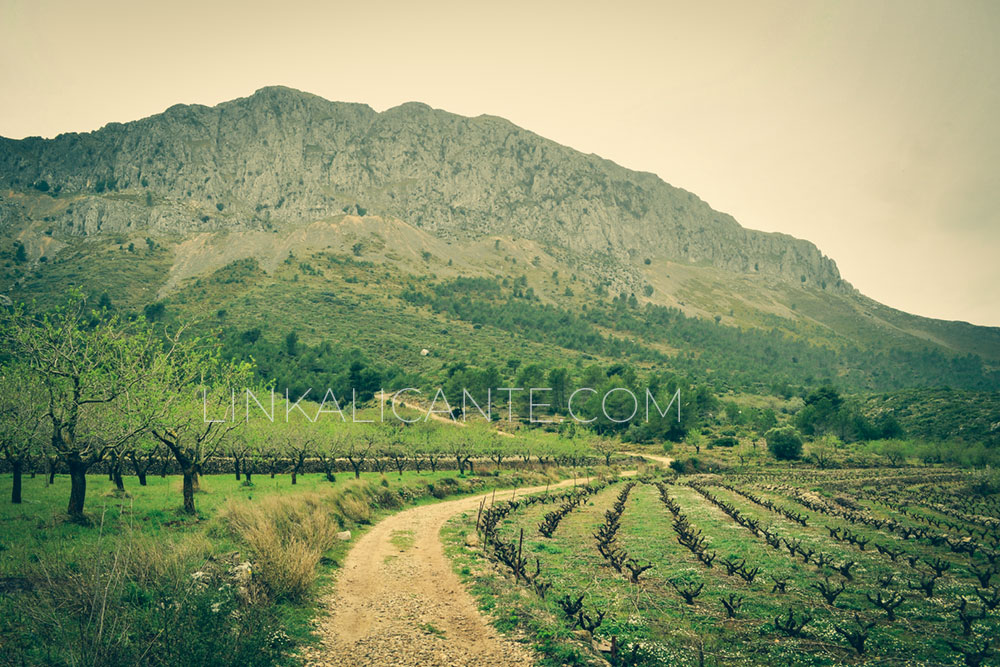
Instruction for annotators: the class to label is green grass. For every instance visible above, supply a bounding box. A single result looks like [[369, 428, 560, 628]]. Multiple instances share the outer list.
[[0, 465, 576, 665], [0, 469, 469, 572]]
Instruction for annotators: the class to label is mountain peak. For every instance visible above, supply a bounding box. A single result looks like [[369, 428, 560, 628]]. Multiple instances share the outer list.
[[0, 87, 846, 293]]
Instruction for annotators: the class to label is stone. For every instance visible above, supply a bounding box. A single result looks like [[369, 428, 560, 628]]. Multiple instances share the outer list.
[[229, 561, 253, 586]]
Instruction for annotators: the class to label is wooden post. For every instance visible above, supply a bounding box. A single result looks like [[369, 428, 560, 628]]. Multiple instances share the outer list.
[[475, 496, 486, 533]]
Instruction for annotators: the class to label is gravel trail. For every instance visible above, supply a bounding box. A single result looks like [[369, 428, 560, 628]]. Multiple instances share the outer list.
[[301, 477, 589, 667]]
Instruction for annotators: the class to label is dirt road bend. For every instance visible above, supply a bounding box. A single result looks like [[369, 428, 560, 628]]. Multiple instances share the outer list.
[[301, 477, 590, 667], [624, 451, 673, 467]]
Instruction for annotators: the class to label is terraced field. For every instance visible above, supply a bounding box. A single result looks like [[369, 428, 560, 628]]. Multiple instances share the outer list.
[[444, 468, 1000, 666]]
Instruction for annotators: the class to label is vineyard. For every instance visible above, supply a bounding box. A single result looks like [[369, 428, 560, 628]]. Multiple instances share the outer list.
[[446, 466, 1000, 666]]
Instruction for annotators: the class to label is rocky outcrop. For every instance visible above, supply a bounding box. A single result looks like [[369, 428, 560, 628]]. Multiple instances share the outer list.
[[0, 86, 846, 289]]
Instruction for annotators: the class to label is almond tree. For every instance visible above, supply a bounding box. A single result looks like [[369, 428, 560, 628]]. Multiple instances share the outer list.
[[264, 436, 285, 479], [420, 427, 444, 473], [315, 422, 348, 482], [591, 436, 620, 467], [228, 437, 251, 481], [382, 424, 409, 478], [484, 429, 508, 471], [240, 421, 271, 485], [344, 423, 378, 479], [0, 363, 46, 503], [444, 429, 474, 476], [127, 437, 161, 486], [449, 423, 492, 475], [79, 388, 155, 495], [2, 296, 170, 518], [285, 419, 318, 485], [151, 352, 254, 513]]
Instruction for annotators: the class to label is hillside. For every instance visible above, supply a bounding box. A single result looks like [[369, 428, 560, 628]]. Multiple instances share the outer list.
[[1, 86, 998, 396]]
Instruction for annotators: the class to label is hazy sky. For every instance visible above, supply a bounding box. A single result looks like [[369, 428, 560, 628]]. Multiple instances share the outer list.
[[2, 0, 998, 326]]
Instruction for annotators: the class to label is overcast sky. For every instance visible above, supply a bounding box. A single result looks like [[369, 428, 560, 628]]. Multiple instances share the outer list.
[[2, 0, 998, 325]]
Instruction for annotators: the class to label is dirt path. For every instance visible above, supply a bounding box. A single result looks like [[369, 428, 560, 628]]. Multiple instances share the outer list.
[[624, 451, 673, 467], [301, 476, 589, 666]]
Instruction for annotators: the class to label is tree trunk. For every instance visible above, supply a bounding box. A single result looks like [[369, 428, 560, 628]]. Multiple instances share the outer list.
[[456, 456, 465, 475], [245, 469, 252, 484], [130, 454, 148, 486], [112, 463, 125, 493], [182, 469, 196, 514], [191, 470, 200, 492], [11, 460, 23, 504], [291, 470, 298, 485], [234, 457, 241, 481], [48, 459, 56, 485], [160, 457, 168, 478], [67, 459, 88, 518]]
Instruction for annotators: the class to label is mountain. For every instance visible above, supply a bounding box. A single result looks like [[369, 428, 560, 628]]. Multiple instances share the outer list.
[[1, 86, 998, 395], [1, 86, 842, 287]]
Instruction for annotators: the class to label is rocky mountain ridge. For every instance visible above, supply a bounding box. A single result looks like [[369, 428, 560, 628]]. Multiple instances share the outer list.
[[0, 86, 846, 291]]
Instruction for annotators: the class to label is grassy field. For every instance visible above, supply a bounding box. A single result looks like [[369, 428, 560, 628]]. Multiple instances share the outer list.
[[0, 465, 579, 666], [444, 465, 1000, 666]]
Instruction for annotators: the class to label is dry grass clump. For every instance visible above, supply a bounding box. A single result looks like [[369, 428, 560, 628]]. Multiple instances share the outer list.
[[329, 480, 376, 524], [220, 492, 340, 600]]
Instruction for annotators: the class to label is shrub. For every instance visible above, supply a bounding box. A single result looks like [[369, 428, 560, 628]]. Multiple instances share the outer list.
[[220, 493, 340, 601], [376, 487, 403, 509], [766, 426, 804, 460], [334, 494, 373, 524], [669, 457, 707, 474]]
